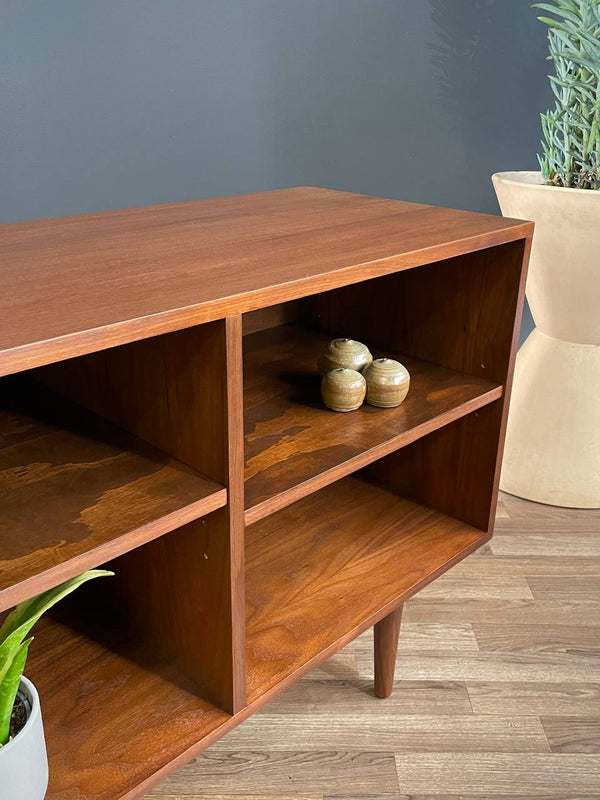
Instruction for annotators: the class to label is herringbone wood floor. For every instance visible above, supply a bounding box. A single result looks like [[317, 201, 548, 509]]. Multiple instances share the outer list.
[[147, 492, 600, 799]]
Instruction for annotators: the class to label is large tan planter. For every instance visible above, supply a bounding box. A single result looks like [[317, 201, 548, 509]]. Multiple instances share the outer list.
[[492, 171, 600, 508]]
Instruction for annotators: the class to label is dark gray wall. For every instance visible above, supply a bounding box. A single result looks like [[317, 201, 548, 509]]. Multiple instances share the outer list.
[[2, 1, 551, 332]]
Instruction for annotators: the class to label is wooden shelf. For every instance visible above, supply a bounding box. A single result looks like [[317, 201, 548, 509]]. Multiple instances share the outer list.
[[246, 475, 488, 702], [27, 616, 230, 800], [0, 379, 226, 611], [244, 325, 502, 523]]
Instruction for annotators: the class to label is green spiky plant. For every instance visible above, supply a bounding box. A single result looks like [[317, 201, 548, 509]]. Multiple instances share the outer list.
[[534, 0, 600, 189], [0, 569, 113, 746]]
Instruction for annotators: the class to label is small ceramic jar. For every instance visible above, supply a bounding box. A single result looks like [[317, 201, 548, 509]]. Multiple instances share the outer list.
[[318, 338, 373, 375], [362, 358, 410, 408], [321, 368, 366, 412]]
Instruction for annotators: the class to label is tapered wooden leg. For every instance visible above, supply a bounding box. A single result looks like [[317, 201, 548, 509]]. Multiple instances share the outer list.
[[374, 604, 403, 698]]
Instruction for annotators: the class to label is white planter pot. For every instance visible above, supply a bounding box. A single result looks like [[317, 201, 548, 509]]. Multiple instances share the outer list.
[[0, 677, 49, 800], [492, 171, 600, 508]]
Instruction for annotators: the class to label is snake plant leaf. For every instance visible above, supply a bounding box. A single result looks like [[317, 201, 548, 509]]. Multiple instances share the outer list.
[[0, 638, 32, 746]]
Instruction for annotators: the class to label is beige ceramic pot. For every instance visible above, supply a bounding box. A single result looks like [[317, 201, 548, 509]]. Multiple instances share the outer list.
[[492, 171, 600, 508]]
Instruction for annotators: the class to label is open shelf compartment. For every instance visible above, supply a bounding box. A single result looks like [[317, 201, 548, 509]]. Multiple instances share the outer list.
[[0, 320, 232, 613], [1, 315, 246, 800], [246, 472, 488, 702], [0, 376, 226, 611], [243, 238, 526, 525], [244, 323, 501, 523], [23, 514, 235, 800]]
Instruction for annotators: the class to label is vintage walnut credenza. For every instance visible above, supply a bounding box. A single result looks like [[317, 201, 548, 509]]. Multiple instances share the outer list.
[[0, 187, 532, 799]]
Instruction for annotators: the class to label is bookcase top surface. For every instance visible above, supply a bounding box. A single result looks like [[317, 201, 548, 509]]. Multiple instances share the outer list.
[[0, 186, 532, 375]]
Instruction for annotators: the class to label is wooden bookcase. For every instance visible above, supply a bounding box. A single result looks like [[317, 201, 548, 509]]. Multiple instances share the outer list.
[[0, 187, 532, 799]]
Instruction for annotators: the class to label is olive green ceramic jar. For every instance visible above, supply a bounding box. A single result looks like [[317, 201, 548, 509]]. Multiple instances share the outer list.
[[362, 358, 410, 408], [318, 338, 373, 375], [321, 368, 367, 412]]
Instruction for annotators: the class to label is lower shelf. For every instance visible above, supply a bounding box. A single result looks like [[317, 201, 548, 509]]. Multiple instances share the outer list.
[[246, 475, 488, 702], [27, 617, 230, 800]]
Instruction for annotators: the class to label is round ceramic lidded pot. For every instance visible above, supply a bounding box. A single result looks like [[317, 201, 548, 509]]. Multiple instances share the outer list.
[[362, 358, 410, 408], [318, 338, 373, 375], [321, 368, 366, 412], [0, 677, 49, 800]]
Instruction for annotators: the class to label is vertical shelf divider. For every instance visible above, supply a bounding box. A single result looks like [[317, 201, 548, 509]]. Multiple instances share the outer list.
[[223, 314, 247, 713]]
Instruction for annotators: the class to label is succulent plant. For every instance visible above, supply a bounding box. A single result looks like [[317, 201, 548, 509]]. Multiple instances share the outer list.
[[535, 0, 600, 189]]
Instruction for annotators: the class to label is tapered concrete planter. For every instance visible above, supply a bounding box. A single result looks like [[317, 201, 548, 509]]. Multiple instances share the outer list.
[[493, 171, 600, 508], [0, 677, 49, 800]]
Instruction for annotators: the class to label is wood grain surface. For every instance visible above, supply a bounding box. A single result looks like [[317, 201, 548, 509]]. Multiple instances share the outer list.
[[0, 378, 225, 612], [541, 717, 600, 753], [25, 616, 231, 800], [246, 475, 487, 703], [0, 187, 532, 376], [147, 492, 600, 800], [244, 324, 501, 523], [374, 605, 404, 699], [221, 315, 248, 714], [35, 321, 230, 483]]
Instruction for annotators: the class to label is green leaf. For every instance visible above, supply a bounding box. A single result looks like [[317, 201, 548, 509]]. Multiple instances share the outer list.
[[538, 14, 569, 29], [534, 4, 582, 26], [0, 570, 114, 651], [554, 51, 600, 73]]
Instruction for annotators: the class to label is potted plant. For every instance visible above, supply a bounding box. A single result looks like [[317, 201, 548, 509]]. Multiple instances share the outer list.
[[492, 0, 599, 507], [0, 569, 113, 799]]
